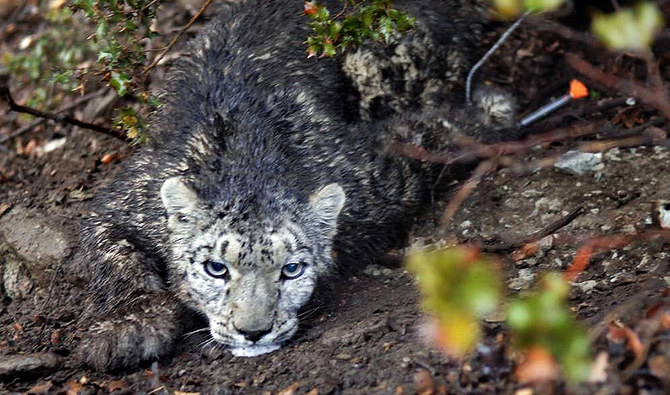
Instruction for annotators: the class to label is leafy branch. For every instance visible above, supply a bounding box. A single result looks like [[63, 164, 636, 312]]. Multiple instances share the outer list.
[[303, 0, 415, 58]]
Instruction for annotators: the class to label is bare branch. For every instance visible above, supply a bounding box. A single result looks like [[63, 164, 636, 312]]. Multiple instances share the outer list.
[[0, 81, 126, 141]]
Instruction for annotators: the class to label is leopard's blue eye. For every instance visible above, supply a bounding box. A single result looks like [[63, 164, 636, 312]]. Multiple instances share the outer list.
[[204, 260, 229, 279], [281, 262, 305, 279]]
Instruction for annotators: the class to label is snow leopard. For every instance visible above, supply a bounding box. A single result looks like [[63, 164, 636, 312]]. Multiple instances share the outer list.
[[75, 0, 516, 370]]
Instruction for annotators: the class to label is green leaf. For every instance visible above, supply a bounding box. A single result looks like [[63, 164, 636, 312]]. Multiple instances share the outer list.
[[322, 42, 336, 57], [109, 71, 130, 96], [506, 273, 591, 383], [592, 1, 664, 50], [523, 0, 565, 13]]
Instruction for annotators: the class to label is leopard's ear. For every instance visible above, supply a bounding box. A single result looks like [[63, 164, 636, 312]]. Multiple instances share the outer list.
[[310, 183, 345, 229], [161, 177, 200, 217]]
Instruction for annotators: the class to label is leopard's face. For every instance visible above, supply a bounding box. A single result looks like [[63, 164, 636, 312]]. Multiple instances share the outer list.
[[160, 177, 345, 356]]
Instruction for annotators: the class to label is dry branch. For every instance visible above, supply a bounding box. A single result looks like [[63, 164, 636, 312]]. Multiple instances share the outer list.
[[0, 80, 126, 140], [482, 206, 585, 253], [566, 53, 670, 120], [143, 0, 213, 74]]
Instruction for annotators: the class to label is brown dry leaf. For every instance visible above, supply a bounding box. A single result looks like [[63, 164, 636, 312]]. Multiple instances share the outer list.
[[276, 382, 300, 395], [24, 138, 39, 156], [63, 380, 83, 395], [50, 329, 61, 345], [107, 380, 128, 392], [48, 0, 66, 9], [101, 152, 119, 164], [0, 202, 11, 217], [660, 311, 670, 331], [413, 369, 435, 395], [395, 385, 410, 395], [12, 322, 23, 332], [648, 355, 670, 382], [26, 381, 53, 395], [305, 389, 319, 395], [515, 346, 559, 383], [174, 391, 201, 395], [607, 321, 627, 343], [608, 321, 643, 358], [510, 242, 539, 261]]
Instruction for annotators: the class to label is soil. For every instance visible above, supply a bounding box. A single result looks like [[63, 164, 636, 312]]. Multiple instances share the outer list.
[[2, 1, 670, 395]]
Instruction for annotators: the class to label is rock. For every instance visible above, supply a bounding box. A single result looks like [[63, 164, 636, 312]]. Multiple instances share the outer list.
[[0, 352, 60, 380], [2, 257, 34, 299], [572, 280, 597, 294], [460, 220, 472, 228], [507, 268, 536, 291], [533, 198, 562, 215], [521, 189, 543, 199], [554, 150, 603, 175], [363, 264, 393, 277], [0, 207, 75, 299]]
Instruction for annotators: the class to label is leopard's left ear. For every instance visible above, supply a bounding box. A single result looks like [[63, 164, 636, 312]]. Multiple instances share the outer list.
[[310, 183, 346, 229], [161, 177, 201, 217]]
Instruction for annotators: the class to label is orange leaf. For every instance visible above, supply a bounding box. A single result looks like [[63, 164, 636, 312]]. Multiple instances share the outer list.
[[107, 380, 128, 392], [515, 346, 560, 383], [303, 2, 318, 15], [565, 245, 593, 282], [276, 382, 300, 395]]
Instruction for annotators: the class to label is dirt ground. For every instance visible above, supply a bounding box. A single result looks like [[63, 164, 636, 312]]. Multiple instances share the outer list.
[[2, 1, 670, 394]]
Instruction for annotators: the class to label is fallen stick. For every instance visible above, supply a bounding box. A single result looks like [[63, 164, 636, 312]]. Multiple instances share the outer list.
[[566, 53, 670, 120], [0, 89, 108, 144], [0, 79, 125, 140], [482, 206, 584, 253]]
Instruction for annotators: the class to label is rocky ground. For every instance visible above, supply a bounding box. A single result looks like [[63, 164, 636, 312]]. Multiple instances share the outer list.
[[2, 1, 670, 394]]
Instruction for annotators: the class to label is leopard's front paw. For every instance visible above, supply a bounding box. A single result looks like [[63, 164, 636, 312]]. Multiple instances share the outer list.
[[77, 308, 179, 371]]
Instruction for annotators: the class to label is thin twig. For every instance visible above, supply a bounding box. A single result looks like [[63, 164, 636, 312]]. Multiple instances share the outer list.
[[143, 0, 213, 74], [390, 122, 602, 165], [0, 82, 125, 140], [0, 89, 107, 144], [440, 159, 497, 225], [566, 53, 670, 120], [482, 207, 584, 253], [465, 10, 531, 104]]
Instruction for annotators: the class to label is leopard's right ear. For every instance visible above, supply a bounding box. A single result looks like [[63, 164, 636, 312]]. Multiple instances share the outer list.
[[161, 177, 200, 217]]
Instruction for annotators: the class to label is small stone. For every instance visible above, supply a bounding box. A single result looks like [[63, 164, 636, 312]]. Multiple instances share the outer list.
[[534, 198, 562, 214], [605, 148, 622, 162], [572, 280, 597, 294], [0, 352, 59, 379], [521, 189, 543, 199], [554, 151, 603, 175], [363, 264, 393, 277], [43, 137, 67, 153], [0, 207, 74, 289], [459, 220, 472, 228], [507, 268, 535, 291]]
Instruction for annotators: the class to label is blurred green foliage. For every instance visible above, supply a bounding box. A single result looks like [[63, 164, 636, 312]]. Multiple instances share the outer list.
[[2, 6, 96, 111], [408, 247, 591, 383], [407, 247, 501, 356], [491, 0, 566, 18], [3, 0, 162, 142], [304, 0, 415, 58], [592, 1, 664, 51], [507, 273, 591, 382]]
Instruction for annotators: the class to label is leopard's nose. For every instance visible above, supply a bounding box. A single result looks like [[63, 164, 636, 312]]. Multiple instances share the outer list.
[[235, 326, 271, 342]]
